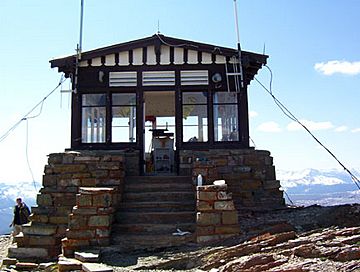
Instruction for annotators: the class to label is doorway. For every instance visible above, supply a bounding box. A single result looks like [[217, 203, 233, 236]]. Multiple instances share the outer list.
[[143, 91, 176, 175]]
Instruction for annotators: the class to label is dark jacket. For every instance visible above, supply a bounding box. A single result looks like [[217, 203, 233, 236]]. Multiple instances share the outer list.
[[13, 203, 31, 225]]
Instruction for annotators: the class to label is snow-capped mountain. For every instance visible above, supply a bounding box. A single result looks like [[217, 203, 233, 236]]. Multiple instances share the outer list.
[[0, 181, 39, 235], [277, 168, 360, 206]]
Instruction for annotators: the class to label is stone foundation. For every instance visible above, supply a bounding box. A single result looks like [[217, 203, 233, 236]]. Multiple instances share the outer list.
[[196, 183, 240, 243], [9, 152, 125, 261], [62, 187, 118, 257], [180, 149, 285, 211]]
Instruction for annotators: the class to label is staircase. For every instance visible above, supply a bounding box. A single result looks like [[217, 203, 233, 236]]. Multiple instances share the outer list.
[[111, 176, 196, 251]]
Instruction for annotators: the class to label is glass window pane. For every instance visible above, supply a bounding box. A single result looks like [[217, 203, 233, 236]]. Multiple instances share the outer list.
[[213, 92, 237, 104], [182, 92, 207, 104], [82, 94, 106, 106], [214, 104, 239, 141], [112, 106, 136, 143], [113, 93, 136, 106], [81, 107, 106, 143], [183, 104, 208, 142]]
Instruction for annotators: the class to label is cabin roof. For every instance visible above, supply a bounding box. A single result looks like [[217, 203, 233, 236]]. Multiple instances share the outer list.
[[50, 34, 268, 83]]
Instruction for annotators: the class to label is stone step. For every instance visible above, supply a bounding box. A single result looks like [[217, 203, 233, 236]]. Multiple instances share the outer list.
[[58, 257, 82, 272], [123, 191, 195, 202], [125, 176, 193, 184], [111, 233, 195, 250], [124, 182, 194, 192], [82, 262, 114, 272], [112, 222, 196, 234], [115, 211, 196, 224], [7, 245, 51, 262], [119, 201, 195, 212], [74, 251, 99, 263]]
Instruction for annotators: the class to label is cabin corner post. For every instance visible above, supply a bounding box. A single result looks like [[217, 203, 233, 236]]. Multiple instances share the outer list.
[[239, 86, 250, 148]]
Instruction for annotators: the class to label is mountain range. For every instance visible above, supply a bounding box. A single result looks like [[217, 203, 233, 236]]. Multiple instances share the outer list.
[[278, 168, 360, 206], [0, 168, 359, 235]]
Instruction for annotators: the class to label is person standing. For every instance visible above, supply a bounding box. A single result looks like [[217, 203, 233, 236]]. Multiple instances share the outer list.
[[9, 197, 31, 237]]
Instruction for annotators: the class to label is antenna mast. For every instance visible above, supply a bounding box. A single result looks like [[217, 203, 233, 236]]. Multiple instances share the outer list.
[[233, 0, 244, 88], [74, 0, 85, 93]]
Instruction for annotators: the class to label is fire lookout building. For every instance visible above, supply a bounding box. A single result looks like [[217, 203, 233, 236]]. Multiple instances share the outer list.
[[51, 34, 275, 178]]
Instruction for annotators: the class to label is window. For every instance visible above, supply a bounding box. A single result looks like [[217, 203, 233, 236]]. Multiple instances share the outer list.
[[81, 94, 106, 143], [182, 92, 208, 142], [213, 92, 239, 142], [112, 93, 136, 143]]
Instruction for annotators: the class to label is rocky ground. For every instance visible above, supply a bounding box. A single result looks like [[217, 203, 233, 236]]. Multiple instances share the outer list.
[[1, 204, 359, 271]]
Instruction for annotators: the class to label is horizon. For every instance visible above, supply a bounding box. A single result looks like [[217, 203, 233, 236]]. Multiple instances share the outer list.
[[0, 1, 359, 184]]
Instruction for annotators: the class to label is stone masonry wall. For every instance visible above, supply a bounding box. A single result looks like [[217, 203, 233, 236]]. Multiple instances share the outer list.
[[9, 152, 125, 261], [180, 149, 285, 211], [196, 184, 240, 243], [62, 187, 118, 257]]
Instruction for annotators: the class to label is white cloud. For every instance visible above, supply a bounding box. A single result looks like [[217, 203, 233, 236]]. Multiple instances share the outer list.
[[351, 128, 360, 133], [257, 121, 282, 132], [335, 126, 348, 132], [249, 111, 258, 118], [314, 60, 360, 76], [287, 119, 334, 131]]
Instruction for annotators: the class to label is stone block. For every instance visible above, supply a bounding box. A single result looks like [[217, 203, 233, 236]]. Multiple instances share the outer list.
[[66, 229, 95, 240], [58, 257, 82, 272], [197, 191, 217, 201], [62, 237, 90, 248], [93, 193, 112, 207], [217, 191, 232, 200], [81, 178, 97, 186], [215, 225, 240, 235], [82, 262, 113, 272], [54, 194, 77, 207], [49, 216, 69, 224], [197, 184, 227, 192], [233, 166, 251, 173], [97, 207, 115, 215], [28, 236, 59, 246], [69, 215, 88, 229], [197, 226, 215, 236], [197, 201, 213, 211], [37, 193, 53, 206], [96, 162, 120, 170], [90, 170, 109, 178], [74, 251, 99, 263], [222, 211, 238, 225], [98, 178, 122, 186], [263, 180, 281, 190], [109, 170, 125, 178], [72, 207, 98, 215], [8, 246, 49, 259], [214, 201, 235, 211], [77, 194, 93, 207], [88, 215, 110, 227], [16, 262, 39, 270], [29, 214, 49, 223], [196, 212, 221, 225], [74, 156, 100, 162], [22, 223, 57, 236], [2, 258, 17, 265], [42, 175, 57, 187], [58, 178, 81, 187], [52, 164, 87, 174], [96, 228, 110, 238], [239, 180, 262, 190]]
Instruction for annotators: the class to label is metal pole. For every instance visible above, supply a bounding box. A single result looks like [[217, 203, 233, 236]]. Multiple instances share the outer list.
[[74, 0, 84, 93], [233, 0, 244, 88]]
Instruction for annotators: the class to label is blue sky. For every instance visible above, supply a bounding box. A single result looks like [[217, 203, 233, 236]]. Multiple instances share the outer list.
[[0, 0, 359, 183]]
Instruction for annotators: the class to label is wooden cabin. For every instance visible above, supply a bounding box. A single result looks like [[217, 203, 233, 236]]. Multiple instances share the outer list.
[[50, 34, 267, 176]]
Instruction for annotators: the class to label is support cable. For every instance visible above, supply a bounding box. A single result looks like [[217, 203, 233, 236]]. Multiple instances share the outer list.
[[0, 76, 66, 144], [255, 67, 360, 191]]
